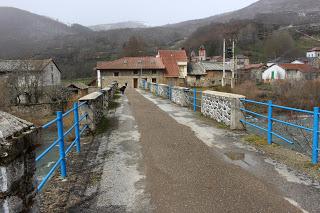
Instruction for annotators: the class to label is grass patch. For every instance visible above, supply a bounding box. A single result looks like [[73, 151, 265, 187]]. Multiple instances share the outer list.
[[108, 101, 120, 110], [113, 94, 121, 100], [217, 122, 229, 129], [244, 134, 268, 146], [303, 161, 320, 170], [96, 116, 109, 135]]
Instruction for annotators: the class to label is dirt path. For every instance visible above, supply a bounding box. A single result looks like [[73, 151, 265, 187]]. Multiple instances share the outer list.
[[126, 89, 302, 213]]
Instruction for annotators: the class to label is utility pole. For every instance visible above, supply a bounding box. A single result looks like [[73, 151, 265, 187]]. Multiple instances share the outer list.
[[231, 40, 235, 89], [140, 57, 144, 89], [222, 39, 226, 87]]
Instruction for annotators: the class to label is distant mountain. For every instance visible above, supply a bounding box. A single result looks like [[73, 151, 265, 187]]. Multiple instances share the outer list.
[[1, 0, 320, 79], [0, 7, 93, 57], [0, 7, 74, 39], [167, 0, 320, 34], [89, 21, 148, 31]]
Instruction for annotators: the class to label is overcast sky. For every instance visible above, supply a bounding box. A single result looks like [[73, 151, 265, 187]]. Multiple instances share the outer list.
[[0, 0, 259, 26]]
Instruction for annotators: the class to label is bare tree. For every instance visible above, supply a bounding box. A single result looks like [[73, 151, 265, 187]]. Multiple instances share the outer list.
[[6, 61, 45, 105]]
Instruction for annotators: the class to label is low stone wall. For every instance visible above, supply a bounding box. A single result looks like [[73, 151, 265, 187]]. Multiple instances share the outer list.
[[158, 84, 169, 98], [140, 82, 244, 130], [79, 83, 118, 132], [101, 87, 111, 110], [140, 80, 148, 90], [0, 112, 39, 212], [201, 91, 245, 130], [79, 92, 104, 132], [150, 83, 157, 94], [171, 86, 190, 107]]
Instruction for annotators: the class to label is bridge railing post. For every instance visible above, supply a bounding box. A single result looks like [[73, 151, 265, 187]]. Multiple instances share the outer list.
[[312, 107, 319, 164], [74, 102, 81, 153], [57, 111, 67, 178], [267, 100, 273, 145], [193, 88, 197, 112]]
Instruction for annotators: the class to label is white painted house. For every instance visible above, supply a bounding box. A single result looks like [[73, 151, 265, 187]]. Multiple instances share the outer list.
[[262, 63, 319, 81], [262, 65, 286, 81], [306, 47, 320, 58]]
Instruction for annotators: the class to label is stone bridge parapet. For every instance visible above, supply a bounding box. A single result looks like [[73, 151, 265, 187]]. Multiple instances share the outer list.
[[79, 83, 118, 132], [171, 86, 190, 107], [201, 91, 245, 130], [0, 112, 38, 212]]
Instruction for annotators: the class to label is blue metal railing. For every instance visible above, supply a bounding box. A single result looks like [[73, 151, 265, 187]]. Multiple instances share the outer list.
[[140, 81, 319, 164], [36, 102, 89, 191], [186, 88, 202, 112], [240, 99, 319, 164]]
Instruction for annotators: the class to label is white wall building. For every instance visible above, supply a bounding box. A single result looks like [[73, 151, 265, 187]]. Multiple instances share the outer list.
[[262, 63, 318, 81], [262, 65, 286, 81], [306, 47, 320, 58]]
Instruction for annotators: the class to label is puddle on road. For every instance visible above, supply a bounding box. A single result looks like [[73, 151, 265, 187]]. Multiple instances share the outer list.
[[225, 151, 245, 161]]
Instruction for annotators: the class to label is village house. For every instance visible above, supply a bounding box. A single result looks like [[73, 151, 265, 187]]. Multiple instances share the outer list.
[[237, 63, 266, 83], [233, 54, 250, 67], [187, 61, 232, 87], [96, 57, 166, 88], [66, 82, 89, 100], [262, 63, 319, 82], [190, 45, 211, 62], [0, 58, 61, 86], [210, 56, 224, 63], [156, 50, 188, 86], [306, 47, 320, 58]]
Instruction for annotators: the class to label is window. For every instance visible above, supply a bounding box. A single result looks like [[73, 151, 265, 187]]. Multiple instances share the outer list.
[[114, 72, 119, 77], [152, 78, 157, 83], [152, 70, 157, 75], [133, 70, 139, 75], [196, 75, 201, 80], [51, 74, 54, 84]]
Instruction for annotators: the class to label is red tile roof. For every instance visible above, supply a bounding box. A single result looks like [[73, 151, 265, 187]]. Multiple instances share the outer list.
[[280, 64, 318, 73], [96, 57, 165, 70], [308, 47, 320, 52], [158, 50, 188, 77], [243, 63, 265, 70]]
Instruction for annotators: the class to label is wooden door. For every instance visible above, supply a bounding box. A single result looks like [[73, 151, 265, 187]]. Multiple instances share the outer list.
[[133, 78, 138, 88]]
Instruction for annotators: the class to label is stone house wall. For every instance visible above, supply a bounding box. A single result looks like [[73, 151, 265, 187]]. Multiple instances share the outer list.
[[41, 61, 61, 86], [100, 69, 164, 88], [205, 71, 232, 86]]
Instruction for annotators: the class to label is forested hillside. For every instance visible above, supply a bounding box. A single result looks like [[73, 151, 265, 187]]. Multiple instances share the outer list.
[[1, 0, 320, 79], [184, 11, 320, 63]]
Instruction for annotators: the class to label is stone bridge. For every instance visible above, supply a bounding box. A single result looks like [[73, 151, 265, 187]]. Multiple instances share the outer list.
[[1, 85, 320, 213]]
